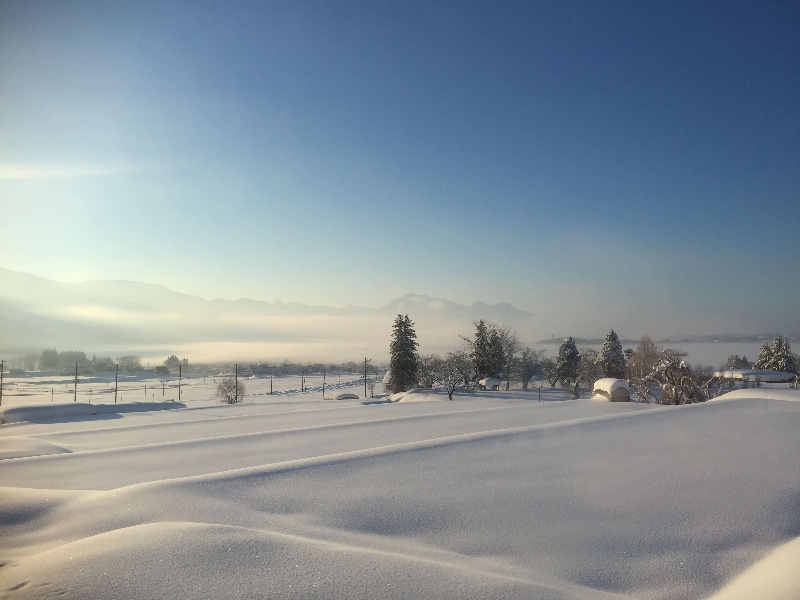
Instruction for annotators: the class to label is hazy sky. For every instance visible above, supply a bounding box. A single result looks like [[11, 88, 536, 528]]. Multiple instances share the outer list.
[[2, 1, 798, 337]]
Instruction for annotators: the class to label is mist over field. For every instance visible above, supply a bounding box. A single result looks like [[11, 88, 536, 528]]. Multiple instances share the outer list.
[[0, 268, 786, 368]]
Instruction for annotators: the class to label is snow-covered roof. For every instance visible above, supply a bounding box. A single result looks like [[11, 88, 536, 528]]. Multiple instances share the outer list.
[[593, 378, 630, 394], [713, 369, 795, 383], [479, 377, 502, 386]]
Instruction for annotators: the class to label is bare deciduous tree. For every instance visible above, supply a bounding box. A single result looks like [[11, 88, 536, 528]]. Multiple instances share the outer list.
[[516, 347, 545, 390], [498, 325, 519, 390], [216, 377, 246, 404], [436, 353, 475, 400], [629, 335, 659, 381], [418, 354, 444, 388], [446, 349, 474, 387], [650, 349, 706, 405], [577, 347, 602, 393], [116, 355, 142, 372]]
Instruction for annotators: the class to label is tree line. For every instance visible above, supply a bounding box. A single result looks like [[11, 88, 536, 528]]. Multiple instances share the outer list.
[[388, 314, 798, 404], [8, 349, 190, 375]]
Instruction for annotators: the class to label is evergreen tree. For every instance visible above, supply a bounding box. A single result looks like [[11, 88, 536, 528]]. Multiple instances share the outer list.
[[40, 348, 59, 370], [601, 329, 626, 378], [773, 336, 796, 373], [389, 314, 420, 392], [555, 337, 581, 389], [466, 320, 517, 383], [755, 335, 796, 373], [725, 354, 751, 369], [754, 341, 771, 370], [488, 327, 505, 380], [470, 319, 493, 380]]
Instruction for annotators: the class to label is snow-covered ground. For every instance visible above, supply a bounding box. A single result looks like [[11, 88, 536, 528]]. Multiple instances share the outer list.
[[1, 383, 798, 599], [0, 372, 370, 409]]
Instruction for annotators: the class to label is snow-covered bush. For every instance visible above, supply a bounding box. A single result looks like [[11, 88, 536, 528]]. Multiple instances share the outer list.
[[216, 377, 246, 404]]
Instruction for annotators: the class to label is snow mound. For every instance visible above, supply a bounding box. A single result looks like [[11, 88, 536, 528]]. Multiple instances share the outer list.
[[711, 388, 800, 402], [391, 389, 450, 402], [707, 535, 800, 600], [0, 437, 71, 460], [1, 389, 798, 599], [0, 402, 186, 424], [0, 522, 611, 599]]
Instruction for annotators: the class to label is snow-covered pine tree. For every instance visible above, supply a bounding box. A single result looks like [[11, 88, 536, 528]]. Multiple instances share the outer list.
[[488, 327, 505, 380], [556, 337, 581, 389], [754, 341, 772, 370], [465, 320, 518, 384], [470, 319, 493, 380], [754, 335, 796, 373], [725, 355, 751, 369], [389, 314, 420, 392], [601, 329, 626, 379], [773, 336, 795, 373]]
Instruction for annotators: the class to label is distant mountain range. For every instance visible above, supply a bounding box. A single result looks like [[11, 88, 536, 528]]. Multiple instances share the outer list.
[[1, 268, 794, 363], [0, 268, 542, 361]]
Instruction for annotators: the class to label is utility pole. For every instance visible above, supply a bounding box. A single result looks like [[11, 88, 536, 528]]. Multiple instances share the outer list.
[[235, 362, 238, 404], [322, 368, 326, 398], [178, 364, 182, 402], [363, 357, 370, 398], [115, 363, 119, 404], [0, 359, 4, 406], [74, 363, 78, 402]]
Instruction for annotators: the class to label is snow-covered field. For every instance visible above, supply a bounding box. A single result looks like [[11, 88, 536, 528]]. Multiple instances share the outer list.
[[0, 372, 370, 409], [1, 383, 798, 599]]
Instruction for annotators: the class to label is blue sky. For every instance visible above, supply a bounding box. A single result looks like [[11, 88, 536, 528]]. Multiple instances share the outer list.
[[1, 1, 798, 337]]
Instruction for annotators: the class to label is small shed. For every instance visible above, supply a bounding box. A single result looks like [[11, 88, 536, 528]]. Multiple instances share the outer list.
[[478, 377, 502, 391], [383, 370, 393, 394], [593, 378, 630, 402]]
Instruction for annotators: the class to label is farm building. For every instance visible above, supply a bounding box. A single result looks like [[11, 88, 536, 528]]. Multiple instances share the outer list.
[[478, 377, 502, 391]]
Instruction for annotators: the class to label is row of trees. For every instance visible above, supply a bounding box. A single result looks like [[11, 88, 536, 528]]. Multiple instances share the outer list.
[[388, 315, 798, 404], [10, 349, 193, 374], [724, 336, 796, 374], [389, 317, 632, 401], [37, 349, 144, 373]]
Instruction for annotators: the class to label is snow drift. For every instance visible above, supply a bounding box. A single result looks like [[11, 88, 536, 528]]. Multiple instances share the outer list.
[[0, 388, 798, 599]]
